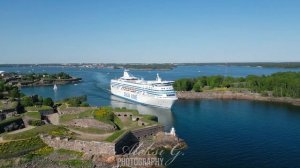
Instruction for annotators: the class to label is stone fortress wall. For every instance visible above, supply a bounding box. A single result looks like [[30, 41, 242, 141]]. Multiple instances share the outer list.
[[40, 125, 164, 155], [131, 125, 164, 140], [40, 134, 116, 155]]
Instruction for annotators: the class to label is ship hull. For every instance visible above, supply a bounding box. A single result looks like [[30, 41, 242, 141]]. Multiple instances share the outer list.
[[111, 87, 177, 109]]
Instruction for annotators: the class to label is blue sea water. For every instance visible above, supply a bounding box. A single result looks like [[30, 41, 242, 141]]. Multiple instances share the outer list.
[[1, 65, 300, 168]]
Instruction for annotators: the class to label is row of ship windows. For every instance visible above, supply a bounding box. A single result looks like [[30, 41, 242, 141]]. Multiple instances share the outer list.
[[121, 87, 173, 96], [111, 82, 173, 90], [111, 83, 175, 93], [112, 85, 175, 96]]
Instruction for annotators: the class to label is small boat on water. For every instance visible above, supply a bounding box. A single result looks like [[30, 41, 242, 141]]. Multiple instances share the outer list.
[[53, 84, 58, 91]]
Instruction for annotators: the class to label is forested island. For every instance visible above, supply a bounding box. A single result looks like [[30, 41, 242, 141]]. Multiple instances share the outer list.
[[174, 72, 300, 106], [0, 72, 81, 87]]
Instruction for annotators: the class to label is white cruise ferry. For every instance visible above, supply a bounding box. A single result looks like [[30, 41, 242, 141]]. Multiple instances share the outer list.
[[110, 70, 177, 109]]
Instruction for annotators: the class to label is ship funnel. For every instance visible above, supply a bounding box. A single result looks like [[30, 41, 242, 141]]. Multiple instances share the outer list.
[[122, 70, 137, 80], [123, 70, 130, 78]]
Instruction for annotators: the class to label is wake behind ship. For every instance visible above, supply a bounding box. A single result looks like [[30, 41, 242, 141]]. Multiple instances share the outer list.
[[110, 70, 178, 109]]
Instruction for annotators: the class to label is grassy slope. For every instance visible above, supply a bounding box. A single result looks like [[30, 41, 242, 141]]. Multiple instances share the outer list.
[[25, 106, 52, 112], [2, 125, 72, 140], [105, 130, 126, 142], [24, 111, 41, 120], [0, 136, 46, 159]]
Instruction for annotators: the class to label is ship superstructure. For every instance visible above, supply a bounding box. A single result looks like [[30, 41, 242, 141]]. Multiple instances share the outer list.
[[110, 70, 177, 108]]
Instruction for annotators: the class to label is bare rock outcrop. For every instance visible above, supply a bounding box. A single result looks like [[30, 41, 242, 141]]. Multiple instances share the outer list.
[[177, 91, 300, 106]]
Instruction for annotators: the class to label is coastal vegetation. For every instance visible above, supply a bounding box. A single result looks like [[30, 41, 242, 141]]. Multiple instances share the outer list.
[[21, 72, 72, 81], [0, 79, 20, 99], [0, 71, 81, 88], [21, 95, 54, 108], [174, 72, 300, 98], [0, 136, 46, 159], [57, 95, 89, 107], [1, 125, 72, 141]]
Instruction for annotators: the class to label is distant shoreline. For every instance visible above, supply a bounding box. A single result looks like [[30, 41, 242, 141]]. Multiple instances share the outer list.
[[177, 91, 300, 107], [1, 62, 300, 69]]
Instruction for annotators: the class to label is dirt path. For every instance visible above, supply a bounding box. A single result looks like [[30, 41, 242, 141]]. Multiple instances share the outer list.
[[7, 125, 35, 134], [68, 128, 113, 141], [0, 127, 36, 143]]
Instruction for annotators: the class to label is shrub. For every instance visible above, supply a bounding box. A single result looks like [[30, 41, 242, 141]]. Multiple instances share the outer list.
[[43, 97, 54, 107], [94, 107, 114, 121], [28, 120, 45, 126], [80, 102, 89, 107]]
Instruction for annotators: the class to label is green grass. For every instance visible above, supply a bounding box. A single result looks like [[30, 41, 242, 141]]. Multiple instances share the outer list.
[[113, 108, 158, 128], [59, 159, 93, 168], [23, 146, 54, 161], [30, 146, 54, 156], [25, 105, 52, 112], [56, 148, 83, 157], [113, 107, 139, 115], [0, 159, 14, 168], [0, 116, 22, 126], [59, 110, 94, 123], [0, 136, 46, 159], [2, 125, 72, 140], [113, 115, 124, 129], [105, 130, 126, 142], [24, 111, 41, 120], [0, 101, 18, 110], [59, 109, 117, 127], [140, 114, 158, 125]]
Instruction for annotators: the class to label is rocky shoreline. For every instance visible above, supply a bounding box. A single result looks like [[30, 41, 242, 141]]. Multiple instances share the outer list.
[[177, 91, 300, 106]]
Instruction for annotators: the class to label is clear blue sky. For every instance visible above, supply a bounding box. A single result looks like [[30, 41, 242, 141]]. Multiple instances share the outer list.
[[0, 0, 300, 64]]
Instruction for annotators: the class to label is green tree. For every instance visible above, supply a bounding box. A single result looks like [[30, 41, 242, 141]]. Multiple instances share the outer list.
[[21, 96, 33, 107], [43, 97, 54, 107], [9, 87, 20, 99], [173, 79, 194, 91], [193, 81, 202, 92], [80, 102, 89, 107], [0, 80, 5, 92]]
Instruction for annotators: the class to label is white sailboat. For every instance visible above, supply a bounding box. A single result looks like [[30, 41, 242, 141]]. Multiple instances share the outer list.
[[53, 84, 58, 91]]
